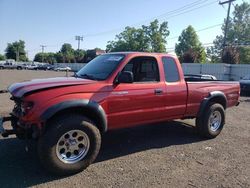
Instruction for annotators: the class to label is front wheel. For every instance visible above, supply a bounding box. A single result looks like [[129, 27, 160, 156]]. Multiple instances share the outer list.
[[196, 103, 225, 138], [38, 114, 101, 176]]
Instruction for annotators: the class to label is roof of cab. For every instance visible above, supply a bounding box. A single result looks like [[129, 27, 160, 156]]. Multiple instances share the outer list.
[[106, 51, 177, 58]]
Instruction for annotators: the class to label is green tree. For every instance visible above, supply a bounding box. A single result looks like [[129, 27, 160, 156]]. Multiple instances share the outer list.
[[74, 49, 86, 63], [46, 53, 57, 64], [144, 20, 170, 52], [5, 40, 28, 61], [34, 46, 102, 63], [239, 47, 250, 63], [0, 54, 5, 60], [55, 52, 64, 63], [207, 35, 224, 63], [94, 47, 102, 51], [60, 43, 75, 63], [106, 27, 148, 52], [34, 52, 44, 62], [106, 19, 169, 52], [175, 25, 206, 63], [222, 46, 240, 64], [212, 2, 250, 63], [34, 52, 57, 63]]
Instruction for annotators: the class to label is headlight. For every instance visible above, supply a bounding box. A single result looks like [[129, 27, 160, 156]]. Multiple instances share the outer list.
[[21, 101, 34, 115]]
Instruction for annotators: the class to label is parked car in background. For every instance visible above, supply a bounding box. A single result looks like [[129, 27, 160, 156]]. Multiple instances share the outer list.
[[185, 74, 217, 81], [240, 74, 250, 96], [54, 66, 71, 71], [21, 63, 29, 69], [26, 64, 38, 70], [0, 62, 24, 70], [37, 64, 53, 71], [46, 64, 54, 70], [36, 65, 47, 71]]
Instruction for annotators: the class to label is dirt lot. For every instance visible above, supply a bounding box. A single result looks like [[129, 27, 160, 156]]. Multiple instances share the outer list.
[[0, 70, 249, 188]]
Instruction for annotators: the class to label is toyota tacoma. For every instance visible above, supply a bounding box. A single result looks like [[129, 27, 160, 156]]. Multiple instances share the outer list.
[[0, 52, 240, 175]]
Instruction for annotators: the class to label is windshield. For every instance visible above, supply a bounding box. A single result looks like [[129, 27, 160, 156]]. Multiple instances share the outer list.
[[76, 54, 125, 80]]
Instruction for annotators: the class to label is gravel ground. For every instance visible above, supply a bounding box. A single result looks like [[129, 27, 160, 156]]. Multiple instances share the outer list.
[[0, 70, 249, 188]]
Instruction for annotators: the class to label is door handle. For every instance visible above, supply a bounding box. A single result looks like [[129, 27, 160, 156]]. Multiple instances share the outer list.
[[154, 89, 163, 95]]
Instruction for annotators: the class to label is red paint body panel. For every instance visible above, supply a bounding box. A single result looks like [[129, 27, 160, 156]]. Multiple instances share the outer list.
[[8, 52, 240, 132]]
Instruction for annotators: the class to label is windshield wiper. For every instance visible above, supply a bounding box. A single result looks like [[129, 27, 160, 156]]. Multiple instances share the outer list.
[[78, 73, 99, 80]]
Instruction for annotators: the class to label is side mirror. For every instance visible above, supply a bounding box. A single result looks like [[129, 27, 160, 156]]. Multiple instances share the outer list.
[[117, 71, 134, 83]]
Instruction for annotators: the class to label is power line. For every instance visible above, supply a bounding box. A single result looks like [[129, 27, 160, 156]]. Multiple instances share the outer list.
[[167, 23, 223, 40], [46, 37, 75, 48], [28, 22, 221, 55], [27, 0, 219, 54], [128, 0, 212, 27], [151, 0, 218, 22], [83, 0, 217, 38], [166, 42, 215, 51]]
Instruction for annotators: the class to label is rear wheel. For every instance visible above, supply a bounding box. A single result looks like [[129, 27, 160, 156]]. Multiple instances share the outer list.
[[196, 103, 225, 138], [38, 114, 101, 176]]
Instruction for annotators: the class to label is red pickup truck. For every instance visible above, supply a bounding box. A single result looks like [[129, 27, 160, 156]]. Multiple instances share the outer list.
[[0, 52, 240, 175]]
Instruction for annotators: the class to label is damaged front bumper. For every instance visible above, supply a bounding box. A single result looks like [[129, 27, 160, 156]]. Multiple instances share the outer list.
[[0, 115, 40, 139], [0, 116, 17, 137]]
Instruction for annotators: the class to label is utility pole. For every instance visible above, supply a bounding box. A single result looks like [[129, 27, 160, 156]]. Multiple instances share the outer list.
[[75, 36, 83, 50], [219, 0, 236, 48], [26, 50, 29, 61], [40, 45, 46, 63], [16, 46, 19, 62]]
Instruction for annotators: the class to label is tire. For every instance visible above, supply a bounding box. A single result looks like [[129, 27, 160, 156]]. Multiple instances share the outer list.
[[38, 114, 101, 176], [196, 103, 225, 139], [0, 66, 4, 70]]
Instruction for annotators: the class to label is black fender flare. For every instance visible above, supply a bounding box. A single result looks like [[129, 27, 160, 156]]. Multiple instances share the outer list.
[[197, 91, 227, 117], [40, 99, 107, 133]]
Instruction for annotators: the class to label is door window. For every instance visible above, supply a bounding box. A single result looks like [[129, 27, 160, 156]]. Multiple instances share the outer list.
[[122, 56, 159, 82]]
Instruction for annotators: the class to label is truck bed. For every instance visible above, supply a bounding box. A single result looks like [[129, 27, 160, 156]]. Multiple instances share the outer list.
[[185, 81, 240, 117]]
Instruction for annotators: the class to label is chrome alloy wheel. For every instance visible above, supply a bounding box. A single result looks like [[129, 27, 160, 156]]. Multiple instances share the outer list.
[[209, 111, 222, 132], [56, 130, 90, 164]]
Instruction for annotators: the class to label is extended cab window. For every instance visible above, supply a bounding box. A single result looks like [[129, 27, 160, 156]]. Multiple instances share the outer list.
[[162, 57, 180, 82], [123, 56, 159, 82]]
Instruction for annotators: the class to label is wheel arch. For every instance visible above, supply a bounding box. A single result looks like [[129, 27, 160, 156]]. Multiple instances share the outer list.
[[40, 99, 107, 134], [197, 91, 227, 117]]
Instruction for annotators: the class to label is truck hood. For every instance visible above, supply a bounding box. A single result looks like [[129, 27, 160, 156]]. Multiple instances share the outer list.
[[8, 77, 96, 97]]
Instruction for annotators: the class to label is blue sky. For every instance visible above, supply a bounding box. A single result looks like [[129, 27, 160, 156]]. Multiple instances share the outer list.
[[0, 0, 241, 60]]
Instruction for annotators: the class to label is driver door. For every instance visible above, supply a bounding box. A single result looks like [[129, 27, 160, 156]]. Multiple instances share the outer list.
[[107, 56, 166, 129]]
